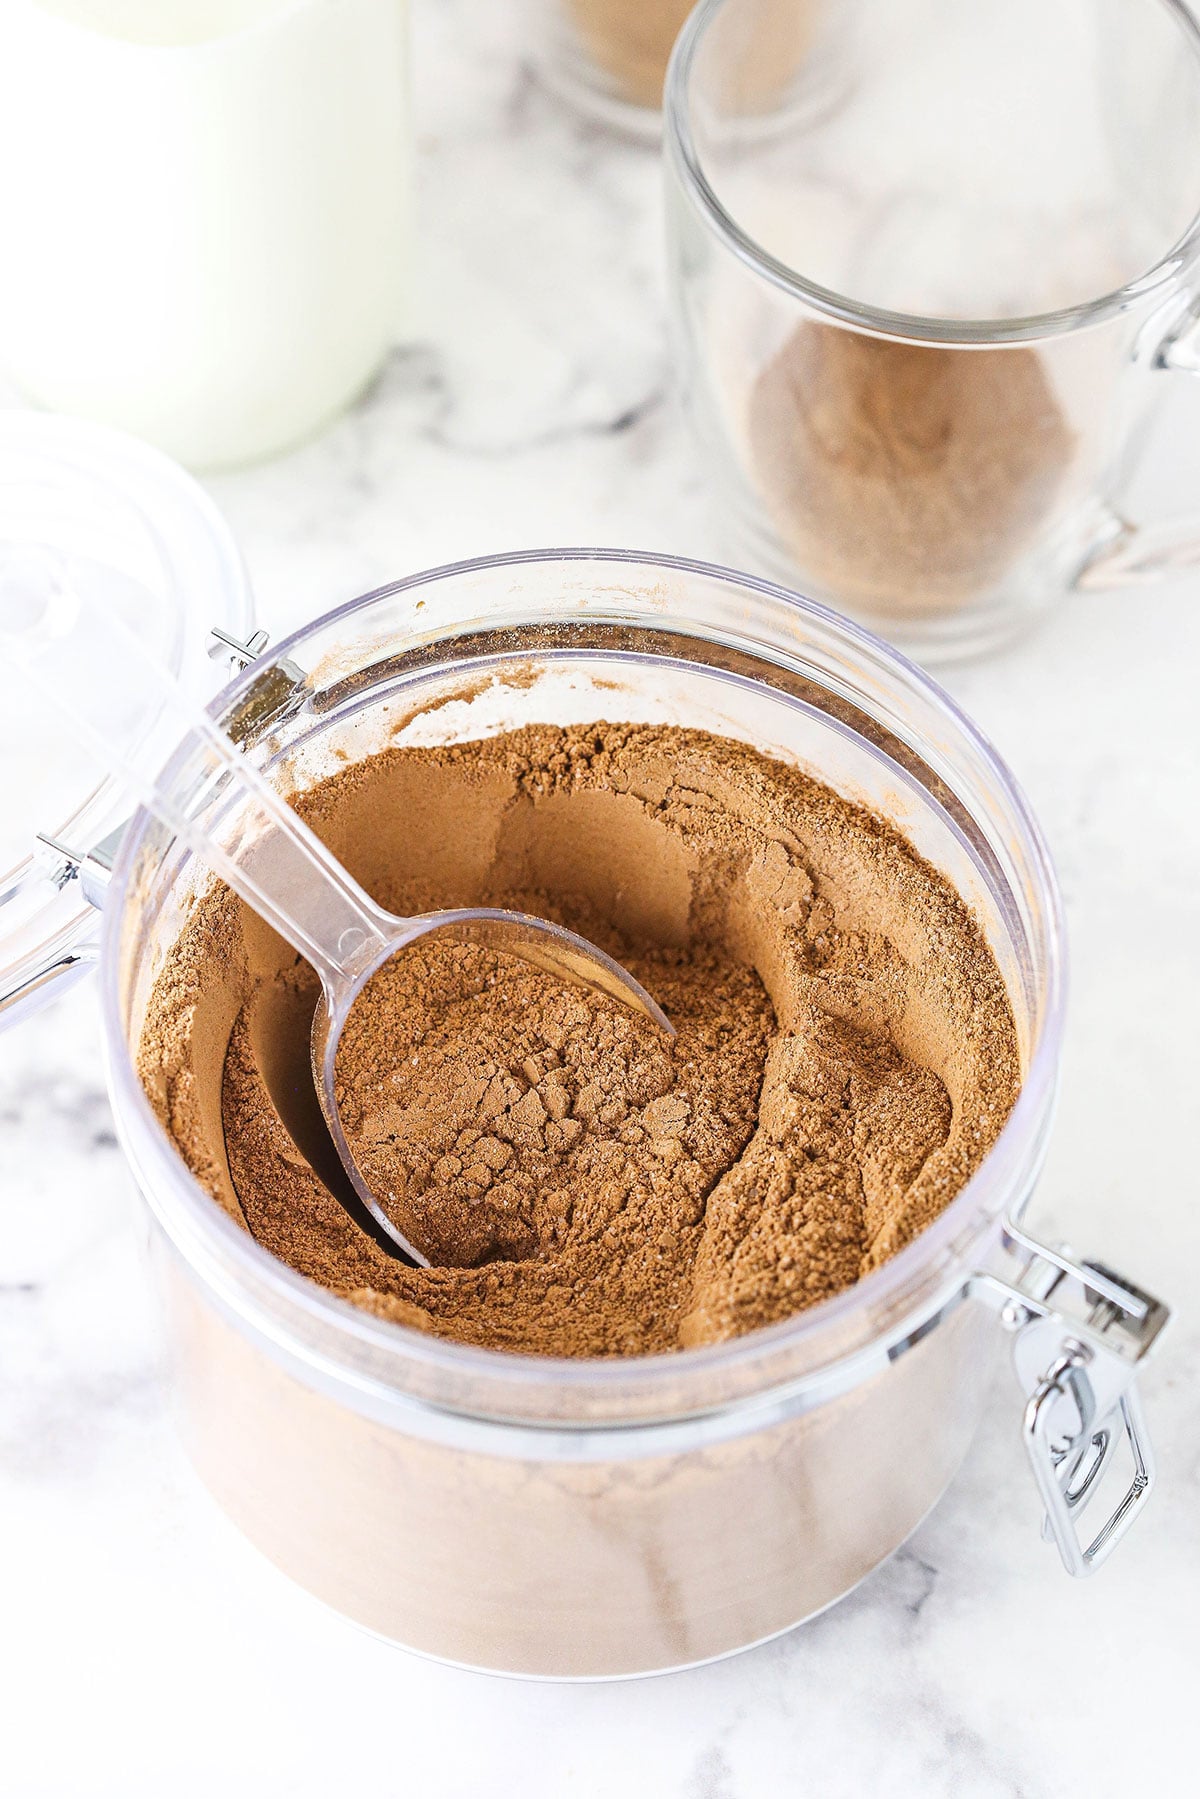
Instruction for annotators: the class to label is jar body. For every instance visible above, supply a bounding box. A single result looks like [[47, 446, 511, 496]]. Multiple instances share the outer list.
[[160, 1231, 998, 1676], [0, 1, 411, 470], [102, 554, 1063, 1675]]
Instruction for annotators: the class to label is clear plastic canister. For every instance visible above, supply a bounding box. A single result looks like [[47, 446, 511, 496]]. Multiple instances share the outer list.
[[100, 552, 1073, 1676]]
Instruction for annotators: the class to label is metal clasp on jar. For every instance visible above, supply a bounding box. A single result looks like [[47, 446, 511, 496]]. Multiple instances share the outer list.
[[971, 1223, 1168, 1576]]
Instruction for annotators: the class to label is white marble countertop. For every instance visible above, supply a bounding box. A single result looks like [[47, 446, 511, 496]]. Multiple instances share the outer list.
[[1, 4, 1197, 1795]]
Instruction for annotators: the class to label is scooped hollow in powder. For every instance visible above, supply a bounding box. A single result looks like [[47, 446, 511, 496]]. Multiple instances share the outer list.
[[139, 722, 1021, 1358]]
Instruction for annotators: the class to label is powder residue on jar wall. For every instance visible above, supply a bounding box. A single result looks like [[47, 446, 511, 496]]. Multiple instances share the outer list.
[[139, 722, 1021, 1358]]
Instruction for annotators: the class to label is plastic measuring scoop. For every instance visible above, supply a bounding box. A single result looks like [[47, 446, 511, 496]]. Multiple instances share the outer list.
[[0, 548, 673, 1266]]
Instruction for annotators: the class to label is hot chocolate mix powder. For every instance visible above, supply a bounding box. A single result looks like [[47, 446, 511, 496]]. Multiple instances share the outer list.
[[139, 722, 1020, 1358], [748, 325, 1073, 618]]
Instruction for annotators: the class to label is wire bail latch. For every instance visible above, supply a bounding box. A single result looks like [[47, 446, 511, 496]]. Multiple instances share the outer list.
[[972, 1222, 1168, 1576]]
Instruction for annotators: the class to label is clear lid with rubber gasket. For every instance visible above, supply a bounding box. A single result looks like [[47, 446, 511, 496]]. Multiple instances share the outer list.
[[0, 411, 254, 1026]]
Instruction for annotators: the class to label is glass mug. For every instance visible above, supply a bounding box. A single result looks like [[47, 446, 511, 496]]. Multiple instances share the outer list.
[[541, 0, 840, 137], [542, 0, 843, 139], [542, 0, 696, 130], [665, 0, 1200, 660]]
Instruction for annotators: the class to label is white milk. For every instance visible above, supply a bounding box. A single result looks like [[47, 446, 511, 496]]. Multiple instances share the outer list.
[[0, 1, 410, 468]]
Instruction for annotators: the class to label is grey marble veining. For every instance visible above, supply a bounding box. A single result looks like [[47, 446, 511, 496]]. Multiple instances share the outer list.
[[1, 2, 1198, 1795]]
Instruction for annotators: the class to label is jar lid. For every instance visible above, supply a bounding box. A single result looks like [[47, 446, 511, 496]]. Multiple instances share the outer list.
[[0, 412, 254, 1028]]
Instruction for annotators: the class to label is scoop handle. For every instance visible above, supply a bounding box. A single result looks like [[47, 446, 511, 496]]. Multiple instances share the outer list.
[[0, 547, 390, 988]]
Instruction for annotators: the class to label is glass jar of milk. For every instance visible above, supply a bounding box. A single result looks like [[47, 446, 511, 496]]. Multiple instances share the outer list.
[[0, 1, 410, 470]]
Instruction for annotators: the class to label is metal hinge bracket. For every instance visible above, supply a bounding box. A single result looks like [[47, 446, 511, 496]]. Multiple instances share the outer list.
[[208, 624, 308, 747], [34, 822, 128, 910]]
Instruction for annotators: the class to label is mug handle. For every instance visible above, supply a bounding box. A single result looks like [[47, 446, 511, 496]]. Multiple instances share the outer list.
[[1076, 298, 1200, 588]]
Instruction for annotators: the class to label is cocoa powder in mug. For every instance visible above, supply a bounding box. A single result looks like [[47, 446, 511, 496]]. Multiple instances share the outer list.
[[747, 324, 1074, 617], [138, 723, 1020, 1358], [563, 0, 819, 112], [563, 0, 695, 108]]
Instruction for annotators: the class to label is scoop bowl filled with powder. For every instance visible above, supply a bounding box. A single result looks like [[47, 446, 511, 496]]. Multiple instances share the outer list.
[[103, 552, 1164, 1675]]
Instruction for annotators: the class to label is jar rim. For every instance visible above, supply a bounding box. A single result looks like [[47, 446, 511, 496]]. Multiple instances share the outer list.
[[101, 549, 1067, 1435], [664, 0, 1200, 347]]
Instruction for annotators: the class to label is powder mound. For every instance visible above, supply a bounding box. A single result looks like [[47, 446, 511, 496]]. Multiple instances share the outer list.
[[678, 1009, 952, 1344], [334, 940, 768, 1271], [747, 324, 1073, 617]]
